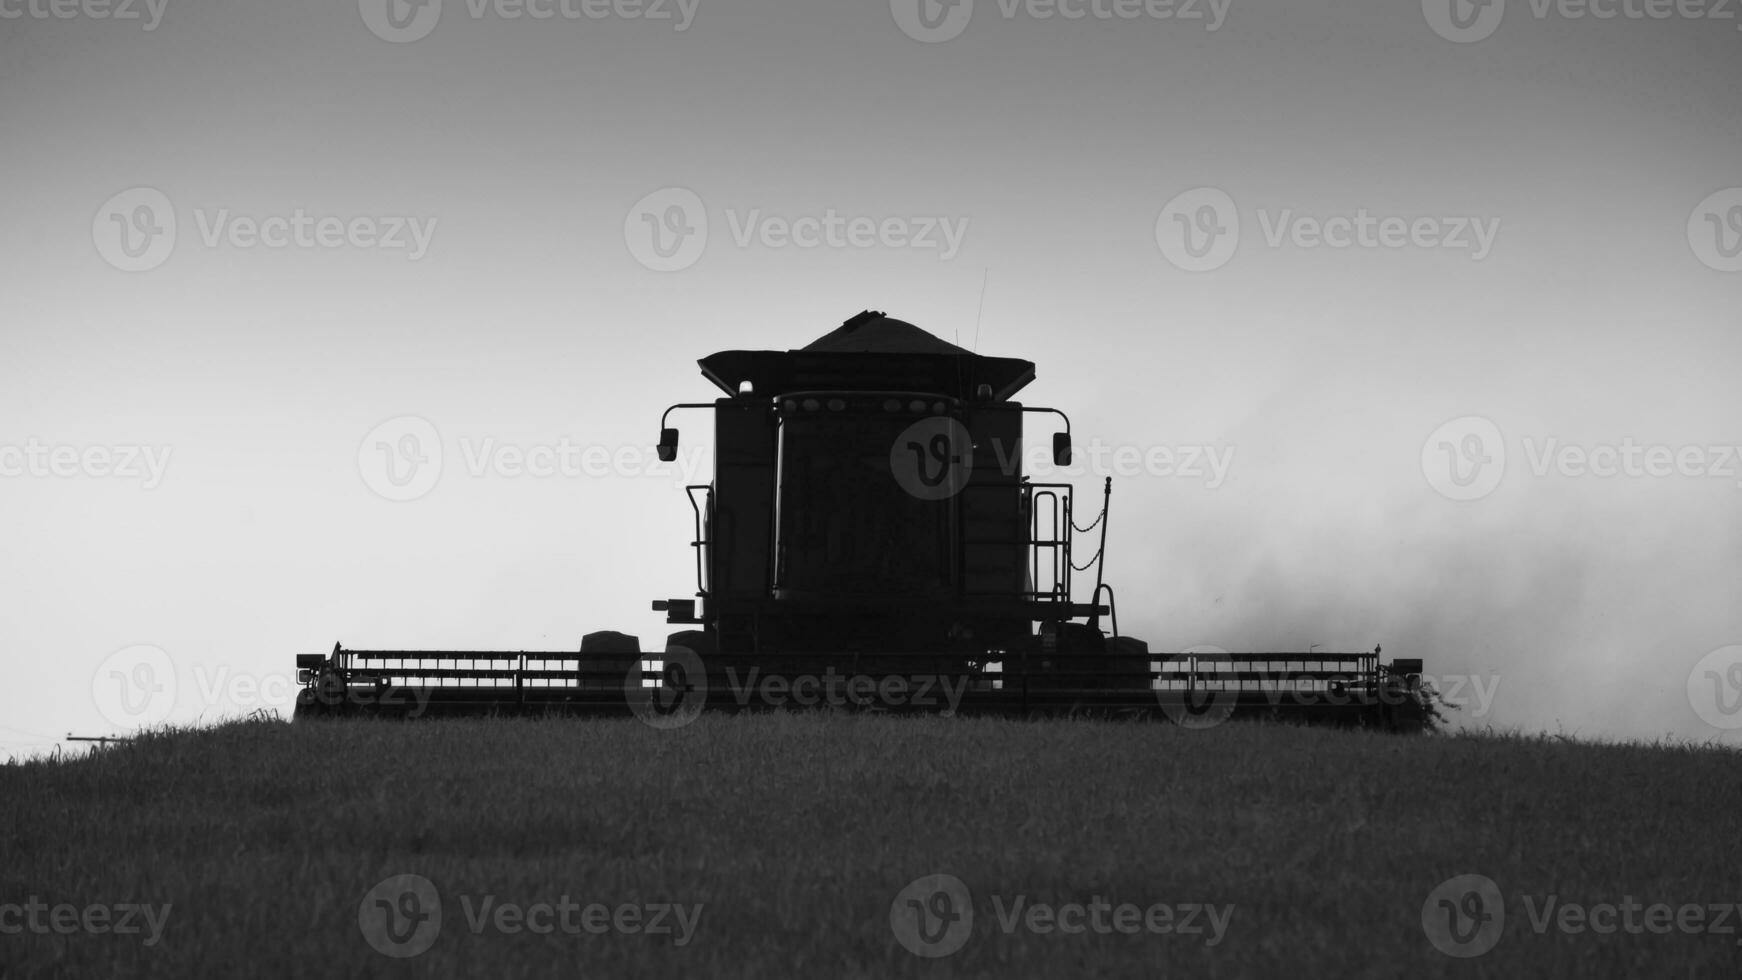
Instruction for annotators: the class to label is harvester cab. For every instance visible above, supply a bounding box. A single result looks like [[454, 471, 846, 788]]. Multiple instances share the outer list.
[[647, 309, 1131, 686]]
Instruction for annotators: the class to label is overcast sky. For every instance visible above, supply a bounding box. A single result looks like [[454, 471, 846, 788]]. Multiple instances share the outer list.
[[2, 0, 1739, 754]]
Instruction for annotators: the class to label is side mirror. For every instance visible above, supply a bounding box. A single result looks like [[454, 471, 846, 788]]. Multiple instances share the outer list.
[[657, 427, 679, 463], [1052, 431, 1072, 467]]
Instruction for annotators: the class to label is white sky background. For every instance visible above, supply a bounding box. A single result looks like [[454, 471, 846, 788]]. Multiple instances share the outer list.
[[2, 0, 1739, 754]]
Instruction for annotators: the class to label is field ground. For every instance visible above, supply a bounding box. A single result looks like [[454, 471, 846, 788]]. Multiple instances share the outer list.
[[3, 714, 1739, 978]]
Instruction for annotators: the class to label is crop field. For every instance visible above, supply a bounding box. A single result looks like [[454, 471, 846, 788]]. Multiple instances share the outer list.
[[3, 715, 1739, 978]]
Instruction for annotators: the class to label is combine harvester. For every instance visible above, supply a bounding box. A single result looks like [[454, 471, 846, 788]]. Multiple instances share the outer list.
[[295, 312, 1428, 730]]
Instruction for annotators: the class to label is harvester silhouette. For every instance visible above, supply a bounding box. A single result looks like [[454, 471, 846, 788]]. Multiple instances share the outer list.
[[295, 312, 1427, 730]]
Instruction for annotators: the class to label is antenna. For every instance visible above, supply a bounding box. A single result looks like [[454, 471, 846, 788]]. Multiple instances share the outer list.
[[972, 268, 989, 352]]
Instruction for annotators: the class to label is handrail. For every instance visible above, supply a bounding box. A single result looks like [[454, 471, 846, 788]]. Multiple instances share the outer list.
[[1029, 488, 1064, 602], [1026, 483, 1082, 605], [1092, 583, 1119, 642], [684, 484, 712, 599]]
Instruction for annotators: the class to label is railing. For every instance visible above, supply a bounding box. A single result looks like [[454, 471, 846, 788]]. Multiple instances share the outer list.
[[1025, 483, 1074, 604], [686, 484, 712, 601], [1024, 481, 1117, 630]]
